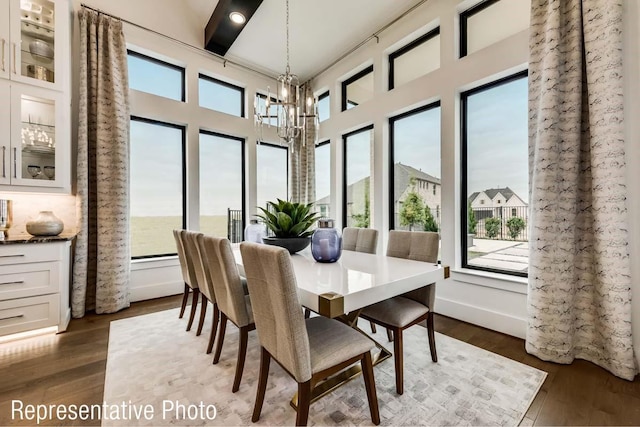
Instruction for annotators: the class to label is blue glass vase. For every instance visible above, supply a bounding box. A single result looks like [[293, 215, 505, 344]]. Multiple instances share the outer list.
[[311, 219, 342, 263]]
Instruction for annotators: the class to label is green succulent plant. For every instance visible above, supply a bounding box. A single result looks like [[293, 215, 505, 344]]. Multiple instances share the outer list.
[[257, 199, 320, 238]]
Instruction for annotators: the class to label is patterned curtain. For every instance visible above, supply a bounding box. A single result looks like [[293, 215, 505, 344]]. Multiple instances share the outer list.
[[72, 9, 131, 317], [527, 0, 636, 380], [289, 84, 316, 205]]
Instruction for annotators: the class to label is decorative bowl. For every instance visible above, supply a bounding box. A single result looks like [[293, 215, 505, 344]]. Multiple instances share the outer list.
[[27, 164, 41, 178], [43, 165, 55, 179], [29, 39, 54, 59], [26, 211, 63, 236]]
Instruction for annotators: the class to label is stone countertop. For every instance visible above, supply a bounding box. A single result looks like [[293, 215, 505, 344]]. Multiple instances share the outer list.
[[0, 232, 77, 244]]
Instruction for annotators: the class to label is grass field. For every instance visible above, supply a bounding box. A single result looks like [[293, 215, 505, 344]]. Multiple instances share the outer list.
[[131, 215, 229, 258]]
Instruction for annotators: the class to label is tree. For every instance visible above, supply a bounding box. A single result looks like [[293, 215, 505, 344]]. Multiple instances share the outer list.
[[506, 216, 526, 240], [485, 217, 501, 239], [399, 181, 425, 230], [423, 204, 438, 232], [467, 202, 477, 234], [351, 184, 370, 228]]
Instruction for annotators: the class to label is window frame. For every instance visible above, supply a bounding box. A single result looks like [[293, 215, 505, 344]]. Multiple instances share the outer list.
[[198, 73, 246, 117], [198, 129, 247, 239], [460, 69, 528, 277], [127, 50, 186, 102], [388, 101, 441, 230], [317, 91, 330, 122], [388, 27, 440, 90], [130, 115, 186, 260], [341, 65, 374, 112], [342, 124, 374, 228], [315, 139, 331, 217], [459, 0, 500, 58]]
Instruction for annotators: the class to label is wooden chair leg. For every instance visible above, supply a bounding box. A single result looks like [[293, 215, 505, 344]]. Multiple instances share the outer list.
[[232, 326, 249, 393], [206, 305, 219, 354], [179, 283, 189, 319], [213, 313, 227, 364], [361, 351, 380, 425], [252, 347, 271, 422], [427, 311, 437, 362], [196, 295, 208, 336], [186, 288, 200, 331], [386, 328, 393, 342], [370, 321, 377, 333], [393, 327, 404, 395], [296, 380, 312, 426], [304, 308, 311, 319]]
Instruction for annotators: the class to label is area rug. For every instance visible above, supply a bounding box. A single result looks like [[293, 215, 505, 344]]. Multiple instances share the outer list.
[[103, 308, 546, 426]]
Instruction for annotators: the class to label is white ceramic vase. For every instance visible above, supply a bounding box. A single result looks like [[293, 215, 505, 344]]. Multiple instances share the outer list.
[[26, 211, 64, 236]]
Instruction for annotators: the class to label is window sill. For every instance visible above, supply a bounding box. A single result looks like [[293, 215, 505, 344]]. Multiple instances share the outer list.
[[131, 256, 179, 271], [450, 268, 527, 295]]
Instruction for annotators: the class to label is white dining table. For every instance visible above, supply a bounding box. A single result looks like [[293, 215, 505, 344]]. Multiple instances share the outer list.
[[233, 245, 449, 319]]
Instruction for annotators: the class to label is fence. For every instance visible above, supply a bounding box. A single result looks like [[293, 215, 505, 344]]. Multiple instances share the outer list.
[[227, 209, 243, 243], [471, 205, 528, 241]]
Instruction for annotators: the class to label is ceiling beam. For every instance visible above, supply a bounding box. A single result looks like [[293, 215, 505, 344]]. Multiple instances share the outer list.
[[205, 0, 263, 56]]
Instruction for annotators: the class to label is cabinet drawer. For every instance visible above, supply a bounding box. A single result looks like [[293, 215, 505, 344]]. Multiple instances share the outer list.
[[0, 243, 64, 265], [0, 294, 59, 336], [0, 262, 59, 300]]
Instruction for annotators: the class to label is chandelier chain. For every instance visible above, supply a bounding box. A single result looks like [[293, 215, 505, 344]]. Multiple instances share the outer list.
[[285, 0, 290, 71]]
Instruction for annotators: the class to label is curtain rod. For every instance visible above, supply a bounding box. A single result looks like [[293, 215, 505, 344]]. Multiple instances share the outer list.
[[306, 0, 430, 83], [79, 3, 276, 81]]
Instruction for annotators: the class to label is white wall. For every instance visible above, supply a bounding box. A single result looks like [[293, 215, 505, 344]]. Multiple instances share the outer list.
[[313, 0, 531, 337]]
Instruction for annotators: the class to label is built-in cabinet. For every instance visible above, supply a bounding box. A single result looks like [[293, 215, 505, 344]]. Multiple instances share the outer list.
[[0, 0, 70, 193], [0, 241, 71, 337]]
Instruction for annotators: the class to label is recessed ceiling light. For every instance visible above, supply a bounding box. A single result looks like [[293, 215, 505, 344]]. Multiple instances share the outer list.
[[229, 11, 246, 25]]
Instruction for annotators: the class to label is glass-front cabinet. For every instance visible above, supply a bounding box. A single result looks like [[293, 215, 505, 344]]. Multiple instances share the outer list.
[[0, 0, 68, 91], [0, 82, 65, 188]]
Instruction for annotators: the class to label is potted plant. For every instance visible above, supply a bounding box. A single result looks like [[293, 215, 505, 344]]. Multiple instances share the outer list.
[[257, 199, 320, 254]]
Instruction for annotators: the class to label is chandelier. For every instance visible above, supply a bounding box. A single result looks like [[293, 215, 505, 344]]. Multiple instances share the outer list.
[[254, 0, 317, 150]]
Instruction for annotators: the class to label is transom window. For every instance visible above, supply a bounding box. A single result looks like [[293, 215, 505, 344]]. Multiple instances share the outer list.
[[389, 27, 440, 90], [342, 66, 374, 111], [127, 50, 184, 102], [199, 74, 245, 117]]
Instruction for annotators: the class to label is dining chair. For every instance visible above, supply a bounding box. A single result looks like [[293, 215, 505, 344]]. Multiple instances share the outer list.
[[359, 230, 439, 395], [240, 242, 380, 426], [182, 231, 220, 352], [173, 229, 200, 332], [199, 235, 255, 393]]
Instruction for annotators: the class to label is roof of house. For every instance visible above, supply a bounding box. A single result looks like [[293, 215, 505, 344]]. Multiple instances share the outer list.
[[468, 187, 516, 204], [394, 163, 440, 202]]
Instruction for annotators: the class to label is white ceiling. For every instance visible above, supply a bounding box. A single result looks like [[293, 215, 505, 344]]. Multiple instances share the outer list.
[[184, 0, 424, 81]]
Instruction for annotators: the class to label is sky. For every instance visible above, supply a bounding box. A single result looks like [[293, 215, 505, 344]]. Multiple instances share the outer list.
[[128, 55, 529, 218]]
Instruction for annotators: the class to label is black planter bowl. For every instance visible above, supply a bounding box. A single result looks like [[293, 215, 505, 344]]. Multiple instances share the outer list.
[[262, 236, 311, 254]]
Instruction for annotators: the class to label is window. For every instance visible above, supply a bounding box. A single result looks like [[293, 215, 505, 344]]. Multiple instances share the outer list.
[[342, 65, 374, 111], [130, 117, 185, 258], [199, 131, 245, 242], [462, 71, 528, 276], [199, 74, 244, 117], [389, 27, 440, 90], [343, 126, 373, 228], [389, 102, 441, 231], [256, 143, 288, 210], [127, 51, 184, 101], [255, 93, 283, 126], [315, 141, 331, 218], [317, 91, 330, 122], [460, 0, 530, 58]]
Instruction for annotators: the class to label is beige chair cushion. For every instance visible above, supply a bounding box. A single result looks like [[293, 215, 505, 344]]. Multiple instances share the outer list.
[[342, 227, 378, 254], [360, 296, 429, 328], [306, 316, 374, 374], [184, 231, 214, 302], [174, 230, 197, 289]]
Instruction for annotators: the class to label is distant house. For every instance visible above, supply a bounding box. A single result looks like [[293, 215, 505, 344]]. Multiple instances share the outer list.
[[468, 187, 528, 221]]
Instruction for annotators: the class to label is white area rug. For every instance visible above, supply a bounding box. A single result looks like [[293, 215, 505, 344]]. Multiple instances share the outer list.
[[103, 308, 546, 426]]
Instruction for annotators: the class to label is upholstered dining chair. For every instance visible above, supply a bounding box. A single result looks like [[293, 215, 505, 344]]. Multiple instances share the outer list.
[[182, 231, 220, 351], [240, 242, 380, 426], [173, 229, 200, 332], [359, 230, 439, 395], [199, 235, 255, 393]]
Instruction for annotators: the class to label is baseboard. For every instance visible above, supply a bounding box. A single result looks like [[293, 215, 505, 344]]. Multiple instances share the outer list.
[[130, 281, 183, 302], [435, 296, 527, 339]]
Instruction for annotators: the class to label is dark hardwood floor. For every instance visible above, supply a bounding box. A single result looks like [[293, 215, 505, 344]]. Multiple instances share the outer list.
[[1, 295, 639, 426]]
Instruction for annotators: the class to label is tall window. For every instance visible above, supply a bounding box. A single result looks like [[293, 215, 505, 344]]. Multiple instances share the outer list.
[[198, 74, 244, 117], [199, 131, 245, 242], [342, 66, 374, 111], [315, 141, 331, 218], [343, 126, 373, 228], [317, 91, 330, 122], [130, 117, 185, 258], [460, 0, 530, 57], [127, 51, 184, 101], [389, 102, 441, 231], [462, 71, 528, 276], [389, 28, 440, 90], [256, 143, 288, 210]]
